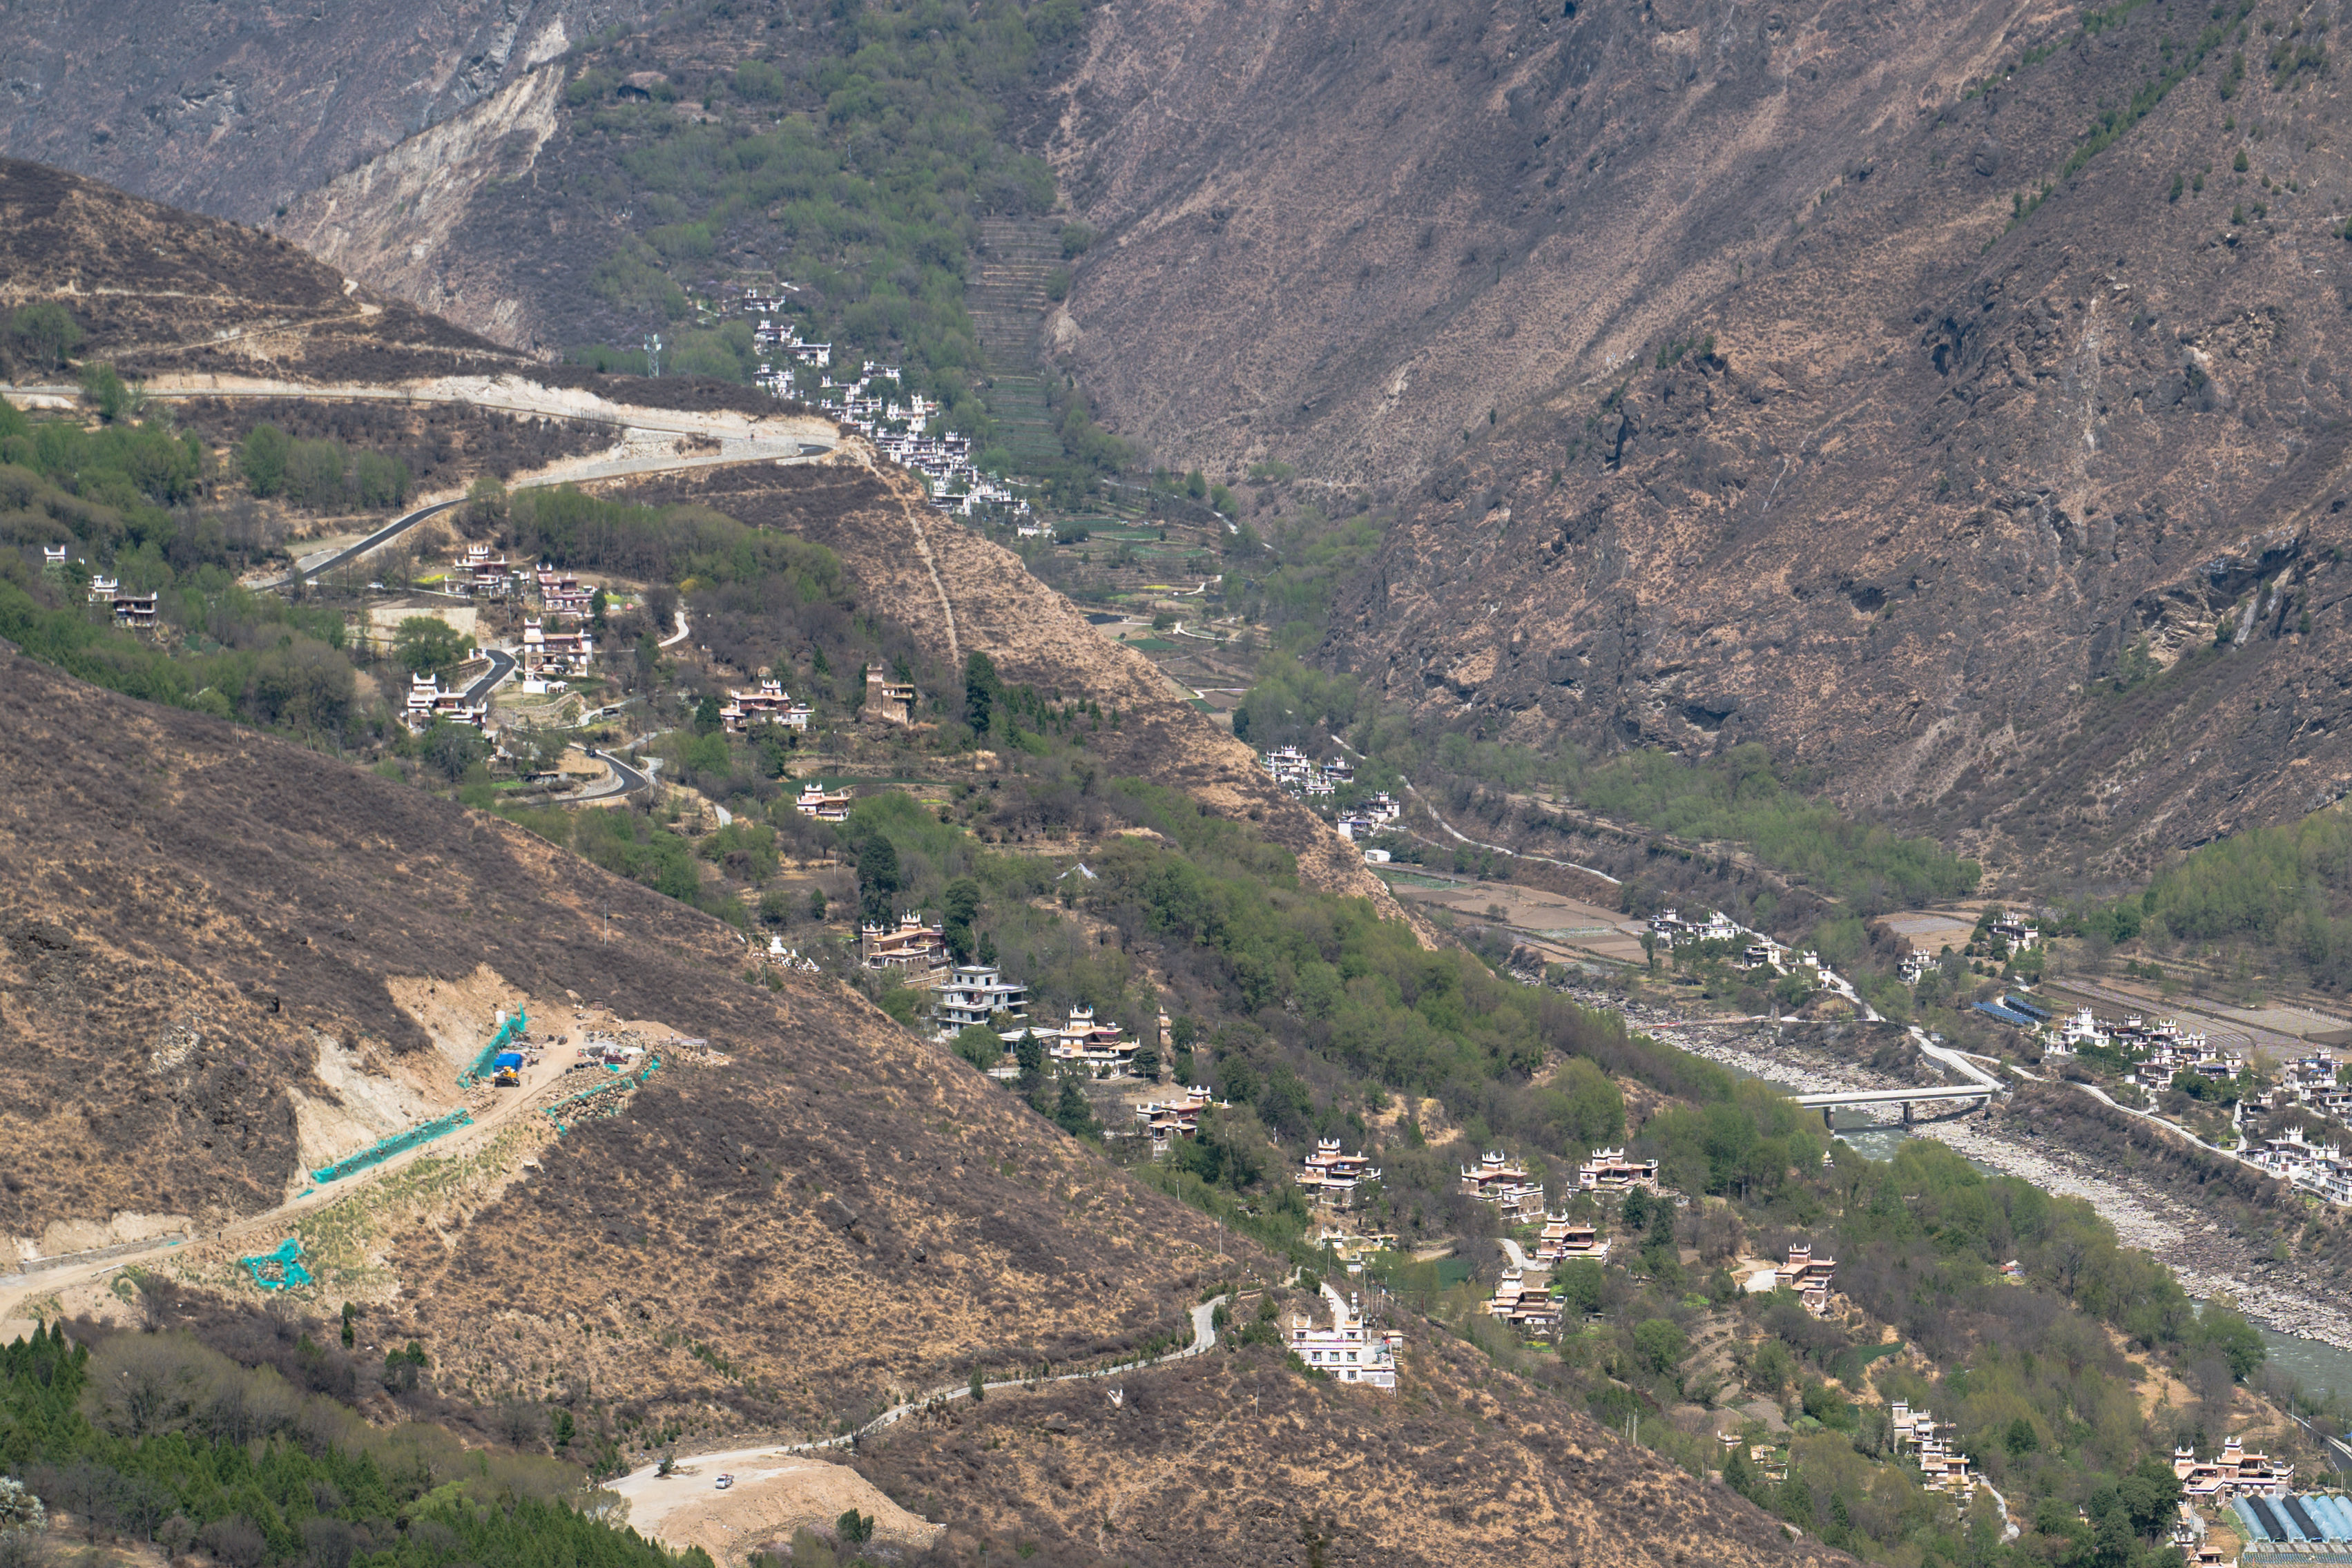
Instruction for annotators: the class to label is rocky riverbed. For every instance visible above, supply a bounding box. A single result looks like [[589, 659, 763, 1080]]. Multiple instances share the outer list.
[[1585, 994, 2352, 1355]]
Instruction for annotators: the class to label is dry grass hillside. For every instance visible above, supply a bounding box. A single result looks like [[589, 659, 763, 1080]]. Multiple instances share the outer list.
[[0, 158, 773, 412], [610, 457, 1406, 909], [854, 1322, 1851, 1568], [0, 646, 1249, 1436]]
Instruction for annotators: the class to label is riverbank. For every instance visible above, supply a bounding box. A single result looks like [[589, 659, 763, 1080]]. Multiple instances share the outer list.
[[1594, 994, 2352, 1357]]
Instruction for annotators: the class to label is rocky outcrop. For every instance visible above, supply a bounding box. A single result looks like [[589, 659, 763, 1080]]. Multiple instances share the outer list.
[[279, 66, 569, 349], [0, 0, 650, 222]]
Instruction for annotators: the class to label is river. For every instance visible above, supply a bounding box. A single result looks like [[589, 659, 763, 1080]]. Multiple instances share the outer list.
[[1589, 994, 2352, 1388]]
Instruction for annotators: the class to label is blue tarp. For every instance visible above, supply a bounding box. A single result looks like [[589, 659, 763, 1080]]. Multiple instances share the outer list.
[[493, 1052, 524, 1069], [2311, 1496, 2352, 1540], [1973, 1001, 2040, 1027], [461, 1009, 528, 1084]]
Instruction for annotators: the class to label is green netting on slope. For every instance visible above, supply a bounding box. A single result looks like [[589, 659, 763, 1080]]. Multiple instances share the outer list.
[[240, 1239, 312, 1292], [461, 1009, 529, 1085], [543, 1057, 662, 1134], [310, 1108, 474, 1183]]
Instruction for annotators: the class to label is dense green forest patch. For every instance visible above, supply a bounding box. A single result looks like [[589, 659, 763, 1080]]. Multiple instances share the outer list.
[[0, 1326, 703, 1567]]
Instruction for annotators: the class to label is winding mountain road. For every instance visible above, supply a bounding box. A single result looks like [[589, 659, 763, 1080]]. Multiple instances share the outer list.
[[607, 1294, 1230, 1493]]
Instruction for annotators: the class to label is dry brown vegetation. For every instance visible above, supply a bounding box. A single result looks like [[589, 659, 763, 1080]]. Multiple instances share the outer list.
[[0, 646, 1248, 1436], [855, 1326, 1851, 1568], [0, 158, 777, 411]]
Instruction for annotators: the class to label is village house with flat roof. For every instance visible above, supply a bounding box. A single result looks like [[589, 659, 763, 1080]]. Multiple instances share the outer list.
[[452, 543, 514, 598], [860, 911, 950, 987], [722, 676, 812, 735], [933, 963, 1028, 1038], [864, 663, 917, 724], [1297, 1139, 1382, 1210], [1534, 1214, 1610, 1264], [519, 618, 595, 681], [794, 780, 853, 822], [1460, 1150, 1547, 1222], [403, 672, 486, 733], [534, 567, 595, 619], [1134, 1084, 1226, 1157], [1043, 1004, 1137, 1075], [1484, 1266, 1561, 1337], [1577, 1148, 1659, 1194], [1289, 1281, 1399, 1388], [2175, 1436, 2293, 1500]]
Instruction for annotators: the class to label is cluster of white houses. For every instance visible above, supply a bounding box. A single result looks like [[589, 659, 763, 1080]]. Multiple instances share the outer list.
[[2039, 1007, 2246, 1093], [1650, 908, 1744, 947], [1263, 746, 1353, 797], [738, 293, 1027, 517], [2247, 1126, 2352, 1206], [1333, 793, 1402, 841]]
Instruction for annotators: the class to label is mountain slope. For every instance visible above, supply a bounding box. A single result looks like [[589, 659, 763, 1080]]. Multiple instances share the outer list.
[[1315, 1, 2352, 878], [1039, 0, 2057, 485], [0, 644, 1244, 1440], [856, 1323, 1849, 1568], [0, 0, 656, 223], [0, 156, 785, 412], [605, 456, 1407, 907]]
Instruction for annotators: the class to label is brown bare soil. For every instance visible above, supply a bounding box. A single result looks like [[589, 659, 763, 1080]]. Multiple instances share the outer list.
[[854, 1331, 1851, 1568], [0, 645, 1253, 1438], [0, 158, 780, 415], [607, 458, 1408, 912]]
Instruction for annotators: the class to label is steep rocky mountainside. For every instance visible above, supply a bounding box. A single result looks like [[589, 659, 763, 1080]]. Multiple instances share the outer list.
[[1040, 0, 2053, 485], [0, 0, 657, 223], [1323, 1, 2352, 882], [606, 457, 1410, 909], [0, 646, 1243, 1431]]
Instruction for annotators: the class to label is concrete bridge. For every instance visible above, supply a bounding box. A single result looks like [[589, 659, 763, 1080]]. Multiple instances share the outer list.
[[1793, 1032, 2007, 1130], [1789, 1083, 1999, 1128]]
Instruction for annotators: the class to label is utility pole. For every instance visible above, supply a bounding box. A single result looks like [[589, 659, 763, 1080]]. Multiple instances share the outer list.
[[644, 333, 663, 378]]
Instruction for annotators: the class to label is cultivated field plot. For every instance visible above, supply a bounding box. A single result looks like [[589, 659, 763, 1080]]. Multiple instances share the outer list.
[[1376, 872, 1646, 965]]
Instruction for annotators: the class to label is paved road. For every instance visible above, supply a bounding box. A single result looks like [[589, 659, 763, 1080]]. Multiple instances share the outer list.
[[575, 747, 655, 804], [269, 498, 465, 589], [609, 1294, 1229, 1491], [460, 648, 516, 704]]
